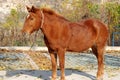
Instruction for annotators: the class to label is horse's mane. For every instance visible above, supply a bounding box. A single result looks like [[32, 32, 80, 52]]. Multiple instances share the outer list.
[[41, 8, 69, 21]]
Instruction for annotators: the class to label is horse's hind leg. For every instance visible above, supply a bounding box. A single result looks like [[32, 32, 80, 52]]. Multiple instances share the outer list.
[[92, 45, 104, 80]]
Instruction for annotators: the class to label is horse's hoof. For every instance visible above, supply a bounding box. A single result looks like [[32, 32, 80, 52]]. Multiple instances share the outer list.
[[60, 77, 65, 80], [97, 77, 103, 80], [51, 77, 56, 80], [51, 78, 55, 80]]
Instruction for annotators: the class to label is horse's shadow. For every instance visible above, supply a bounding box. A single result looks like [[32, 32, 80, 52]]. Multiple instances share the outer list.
[[5, 69, 96, 80]]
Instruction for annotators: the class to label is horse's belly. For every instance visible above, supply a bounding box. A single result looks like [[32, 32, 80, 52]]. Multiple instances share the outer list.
[[67, 44, 91, 52], [67, 37, 95, 52]]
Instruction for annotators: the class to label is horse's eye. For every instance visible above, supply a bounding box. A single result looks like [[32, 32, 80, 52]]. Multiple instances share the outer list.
[[30, 18, 34, 20]]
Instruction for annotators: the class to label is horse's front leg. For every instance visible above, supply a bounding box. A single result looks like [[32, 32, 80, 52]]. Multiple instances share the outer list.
[[58, 48, 65, 80], [50, 52, 57, 80]]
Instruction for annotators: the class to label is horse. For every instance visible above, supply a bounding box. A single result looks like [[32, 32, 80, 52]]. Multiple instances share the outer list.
[[21, 6, 109, 80]]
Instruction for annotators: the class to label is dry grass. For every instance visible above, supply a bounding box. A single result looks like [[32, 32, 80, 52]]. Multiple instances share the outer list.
[[0, 49, 51, 70], [27, 51, 51, 70]]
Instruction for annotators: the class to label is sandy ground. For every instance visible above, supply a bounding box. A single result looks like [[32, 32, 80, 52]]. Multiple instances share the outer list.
[[0, 69, 120, 80], [0, 47, 120, 80]]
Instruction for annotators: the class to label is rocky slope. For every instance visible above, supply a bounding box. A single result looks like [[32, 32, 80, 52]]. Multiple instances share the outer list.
[[0, 0, 56, 21]]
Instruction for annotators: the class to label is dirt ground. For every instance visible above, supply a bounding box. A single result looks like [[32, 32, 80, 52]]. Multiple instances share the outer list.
[[0, 48, 120, 80]]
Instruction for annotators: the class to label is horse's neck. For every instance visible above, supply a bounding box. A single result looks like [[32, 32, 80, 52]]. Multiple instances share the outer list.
[[41, 14, 52, 36], [41, 13, 70, 41], [41, 13, 56, 39]]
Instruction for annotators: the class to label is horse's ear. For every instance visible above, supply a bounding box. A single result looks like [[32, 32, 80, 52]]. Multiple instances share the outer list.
[[26, 6, 31, 12], [31, 6, 39, 13]]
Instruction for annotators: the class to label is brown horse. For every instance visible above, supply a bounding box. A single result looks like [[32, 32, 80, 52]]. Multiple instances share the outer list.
[[22, 6, 109, 80]]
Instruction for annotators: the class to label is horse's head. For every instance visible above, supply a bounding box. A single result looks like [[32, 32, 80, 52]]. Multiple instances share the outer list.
[[21, 6, 43, 34]]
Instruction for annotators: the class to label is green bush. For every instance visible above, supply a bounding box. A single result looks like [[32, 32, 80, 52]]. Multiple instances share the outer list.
[[1, 1, 120, 46]]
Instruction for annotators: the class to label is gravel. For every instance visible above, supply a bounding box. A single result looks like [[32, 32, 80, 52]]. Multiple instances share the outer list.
[[0, 52, 39, 70], [0, 50, 120, 80]]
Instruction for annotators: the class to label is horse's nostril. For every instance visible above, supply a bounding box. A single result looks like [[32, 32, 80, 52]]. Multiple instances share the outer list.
[[21, 31, 25, 36], [21, 29, 24, 33], [21, 29, 26, 35]]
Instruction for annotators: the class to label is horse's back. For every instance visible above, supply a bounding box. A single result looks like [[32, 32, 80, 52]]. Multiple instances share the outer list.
[[67, 19, 108, 52]]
